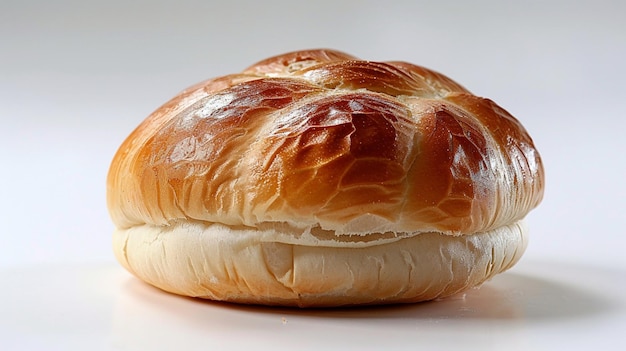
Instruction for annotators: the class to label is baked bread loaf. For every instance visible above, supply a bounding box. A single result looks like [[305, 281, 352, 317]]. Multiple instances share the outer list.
[[107, 49, 544, 307]]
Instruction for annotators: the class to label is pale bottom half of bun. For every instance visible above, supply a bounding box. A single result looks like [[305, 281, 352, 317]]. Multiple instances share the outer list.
[[112, 220, 528, 307]]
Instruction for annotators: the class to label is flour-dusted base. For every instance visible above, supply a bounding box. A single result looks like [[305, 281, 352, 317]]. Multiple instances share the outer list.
[[113, 220, 527, 307]]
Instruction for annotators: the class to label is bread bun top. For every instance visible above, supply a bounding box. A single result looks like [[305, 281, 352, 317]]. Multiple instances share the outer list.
[[107, 49, 544, 239]]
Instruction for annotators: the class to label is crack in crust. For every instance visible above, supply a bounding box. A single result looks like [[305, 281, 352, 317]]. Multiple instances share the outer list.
[[107, 49, 544, 237]]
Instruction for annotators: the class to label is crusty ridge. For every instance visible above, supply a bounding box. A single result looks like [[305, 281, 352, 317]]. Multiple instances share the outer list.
[[107, 49, 544, 236]]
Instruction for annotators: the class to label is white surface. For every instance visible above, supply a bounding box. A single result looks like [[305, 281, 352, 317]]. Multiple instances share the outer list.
[[1, 0, 625, 349], [1, 260, 624, 351]]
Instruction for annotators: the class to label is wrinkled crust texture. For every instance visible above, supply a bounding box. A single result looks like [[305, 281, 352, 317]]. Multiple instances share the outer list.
[[107, 49, 544, 306], [107, 49, 543, 236]]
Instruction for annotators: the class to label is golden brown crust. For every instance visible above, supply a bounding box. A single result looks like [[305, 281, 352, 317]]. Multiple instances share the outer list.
[[107, 49, 544, 306], [242, 49, 359, 75], [107, 48, 544, 236]]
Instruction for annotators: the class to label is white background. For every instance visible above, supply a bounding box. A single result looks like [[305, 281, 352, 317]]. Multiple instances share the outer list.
[[1, 1, 625, 350]]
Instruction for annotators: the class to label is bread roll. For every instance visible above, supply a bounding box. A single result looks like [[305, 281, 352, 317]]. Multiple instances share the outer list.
[[107, 49, 544, 307]]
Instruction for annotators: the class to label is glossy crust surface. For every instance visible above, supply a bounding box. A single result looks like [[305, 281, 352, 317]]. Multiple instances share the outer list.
[[107, 49, 544, 306], [108, 49, 543, 236]]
